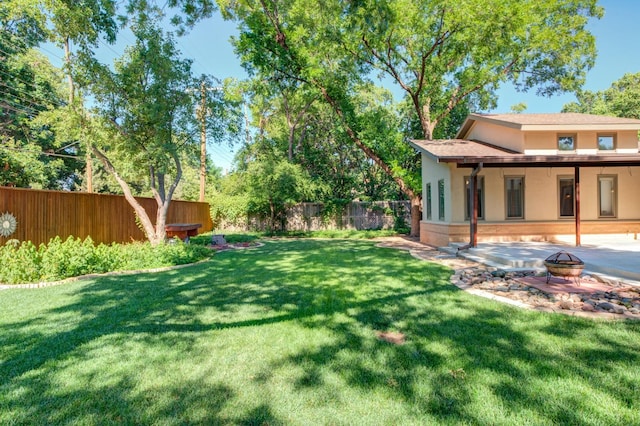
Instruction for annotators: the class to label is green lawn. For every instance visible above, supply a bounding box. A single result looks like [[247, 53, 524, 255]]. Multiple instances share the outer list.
[[1, 239, 639, 425]]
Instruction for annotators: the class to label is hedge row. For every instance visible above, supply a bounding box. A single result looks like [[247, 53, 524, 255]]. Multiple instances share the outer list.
[[0, 236, 212, 284]]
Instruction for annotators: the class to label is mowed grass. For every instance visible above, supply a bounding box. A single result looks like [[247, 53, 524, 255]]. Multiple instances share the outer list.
[[1, 239, 639, 425]]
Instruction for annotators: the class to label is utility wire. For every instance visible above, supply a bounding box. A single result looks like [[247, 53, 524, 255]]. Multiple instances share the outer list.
[[0, 70, 66, 108], [0, 88, 46, 113], [0, 145, 80, 160], [0, 83, 58, 109]]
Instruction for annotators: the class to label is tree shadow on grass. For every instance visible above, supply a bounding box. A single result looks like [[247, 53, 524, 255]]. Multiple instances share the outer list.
[[1, 239, 639, 424]]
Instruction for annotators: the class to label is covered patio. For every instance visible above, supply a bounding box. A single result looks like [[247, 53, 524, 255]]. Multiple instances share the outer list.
[[412, 138, 640, 248]]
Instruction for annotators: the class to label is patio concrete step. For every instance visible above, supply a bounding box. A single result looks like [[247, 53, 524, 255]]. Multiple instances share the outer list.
[[439, 243, 545, 270]]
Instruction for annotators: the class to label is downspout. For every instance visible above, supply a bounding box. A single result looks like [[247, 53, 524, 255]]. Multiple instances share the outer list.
[[458, 162, 483, 252]]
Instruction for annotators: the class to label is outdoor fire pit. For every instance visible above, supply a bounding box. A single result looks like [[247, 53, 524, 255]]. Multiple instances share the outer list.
[[544, 251, 585, 284]]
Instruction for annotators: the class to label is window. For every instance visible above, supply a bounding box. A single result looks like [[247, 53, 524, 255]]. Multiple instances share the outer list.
[[505, 176, 524, 219], [438, 179, 445, 221], [558, 134, 576, 151], [598, 134, 616, 151], [426, 183, 432, 220], [558, 177, 574, 218], [464, 176, 484, 220], [598, 175, 617, 217]]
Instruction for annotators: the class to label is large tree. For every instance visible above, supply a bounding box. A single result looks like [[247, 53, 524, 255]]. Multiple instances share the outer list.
[[563, 72, 640, 119], [217, 0, 601, 236], [86, 13, 197, 245], [0, 5, 82, 189]]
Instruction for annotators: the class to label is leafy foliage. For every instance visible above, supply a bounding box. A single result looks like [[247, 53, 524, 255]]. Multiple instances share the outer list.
[[219, 0, 601, 236], [0, 236, 211, 284], [244, 156, 315, 231], [86, 11, 199, 244], [0, 14, 80, 189], [563, 72, 640, 119]]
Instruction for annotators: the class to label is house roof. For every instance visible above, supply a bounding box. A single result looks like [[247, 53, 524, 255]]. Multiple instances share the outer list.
[[409, 139, 640, 168], [457, 112, 640, 138]]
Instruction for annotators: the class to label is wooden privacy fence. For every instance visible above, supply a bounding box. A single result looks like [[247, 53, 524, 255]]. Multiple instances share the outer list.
[[0, 186, 213, 246], [238, 201, 411, 232]]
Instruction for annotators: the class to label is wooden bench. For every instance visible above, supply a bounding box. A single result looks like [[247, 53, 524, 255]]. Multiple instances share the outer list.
[[165, 223, 202, 243]]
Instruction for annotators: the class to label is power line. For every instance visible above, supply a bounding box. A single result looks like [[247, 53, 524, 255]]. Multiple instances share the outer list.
[[0, 80, 65, 109], [0, 69, 65, 108], [0, 88, 47, 113], [0, 103, 38, 118], [0, 83, 60, 110], [0, 145, 80, 160]]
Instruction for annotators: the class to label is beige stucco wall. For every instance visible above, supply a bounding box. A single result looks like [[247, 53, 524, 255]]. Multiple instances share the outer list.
[[465, 121, 525, 152], [420, 165, 640, 245], [422, 153, 453, 223], [523, 130, 639, 154], [420, 117, 640, 245], [450, 166, 640, 222], [615, 130, 640, 152]]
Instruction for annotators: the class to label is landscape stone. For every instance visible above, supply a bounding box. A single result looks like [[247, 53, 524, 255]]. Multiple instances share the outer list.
[[559, 300, 574, 310], [597, 302, 615, 311]]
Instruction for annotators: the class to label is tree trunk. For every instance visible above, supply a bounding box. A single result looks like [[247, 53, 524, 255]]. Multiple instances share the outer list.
[[410, 196, 421, 238], [64, 37, 94, 193], [92, 146, 168, 245], [317, 86, 422, 236], [199, 80, 207, 202]]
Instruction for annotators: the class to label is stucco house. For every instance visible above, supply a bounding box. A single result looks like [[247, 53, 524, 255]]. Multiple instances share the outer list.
[[410, 113, 640, 247]]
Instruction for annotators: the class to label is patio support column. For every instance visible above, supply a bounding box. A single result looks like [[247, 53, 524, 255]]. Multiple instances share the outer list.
[[575, 166, 581, 247], [470, 163, 483, 248]]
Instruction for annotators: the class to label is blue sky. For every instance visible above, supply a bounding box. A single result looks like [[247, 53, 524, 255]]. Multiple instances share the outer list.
[[491, 0, 640, 112], [40, 0, 640, 171], [186, 0, 640, 169]]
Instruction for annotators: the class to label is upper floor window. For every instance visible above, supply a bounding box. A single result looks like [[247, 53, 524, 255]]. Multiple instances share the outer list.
[[598, 134, 616, 151], [558, 134, 576, 151]]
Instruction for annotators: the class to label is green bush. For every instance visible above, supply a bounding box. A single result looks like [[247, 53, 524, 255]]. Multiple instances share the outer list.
[[0, 240, 42, 283], [0, 236, 212, 285], [210, 193, 250, 229]]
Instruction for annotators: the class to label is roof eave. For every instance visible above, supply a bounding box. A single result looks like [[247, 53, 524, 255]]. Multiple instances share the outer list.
[[442, 155, 640, 168]]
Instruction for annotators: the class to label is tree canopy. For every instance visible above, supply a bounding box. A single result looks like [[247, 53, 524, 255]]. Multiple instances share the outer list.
[[562, 72, 640, 119], [1, 0, 607, 238], [217, 0, 602, 235]]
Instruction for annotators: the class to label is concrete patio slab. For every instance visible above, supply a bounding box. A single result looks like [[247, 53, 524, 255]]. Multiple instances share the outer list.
[[442, 235, 640, 285]]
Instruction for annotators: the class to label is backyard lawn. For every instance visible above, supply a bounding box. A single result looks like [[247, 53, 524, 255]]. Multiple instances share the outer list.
[[1, 239, 639, 425]]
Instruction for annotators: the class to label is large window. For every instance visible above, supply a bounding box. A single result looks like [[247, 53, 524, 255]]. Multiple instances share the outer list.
[[505, 176, 524, 219], [438, 179, 445, 221], [464, 176, 484, 220], [598, 134, 616, 151], [558, 134, 576, 151], [598, 175, 617, 217], [558, 177, 574, 218], [426, 183, 432, 220]]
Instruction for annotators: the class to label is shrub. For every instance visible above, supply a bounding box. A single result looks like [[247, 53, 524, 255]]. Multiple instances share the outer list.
[[0, 240, 42, 283], [0, 236, 212, 285]]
